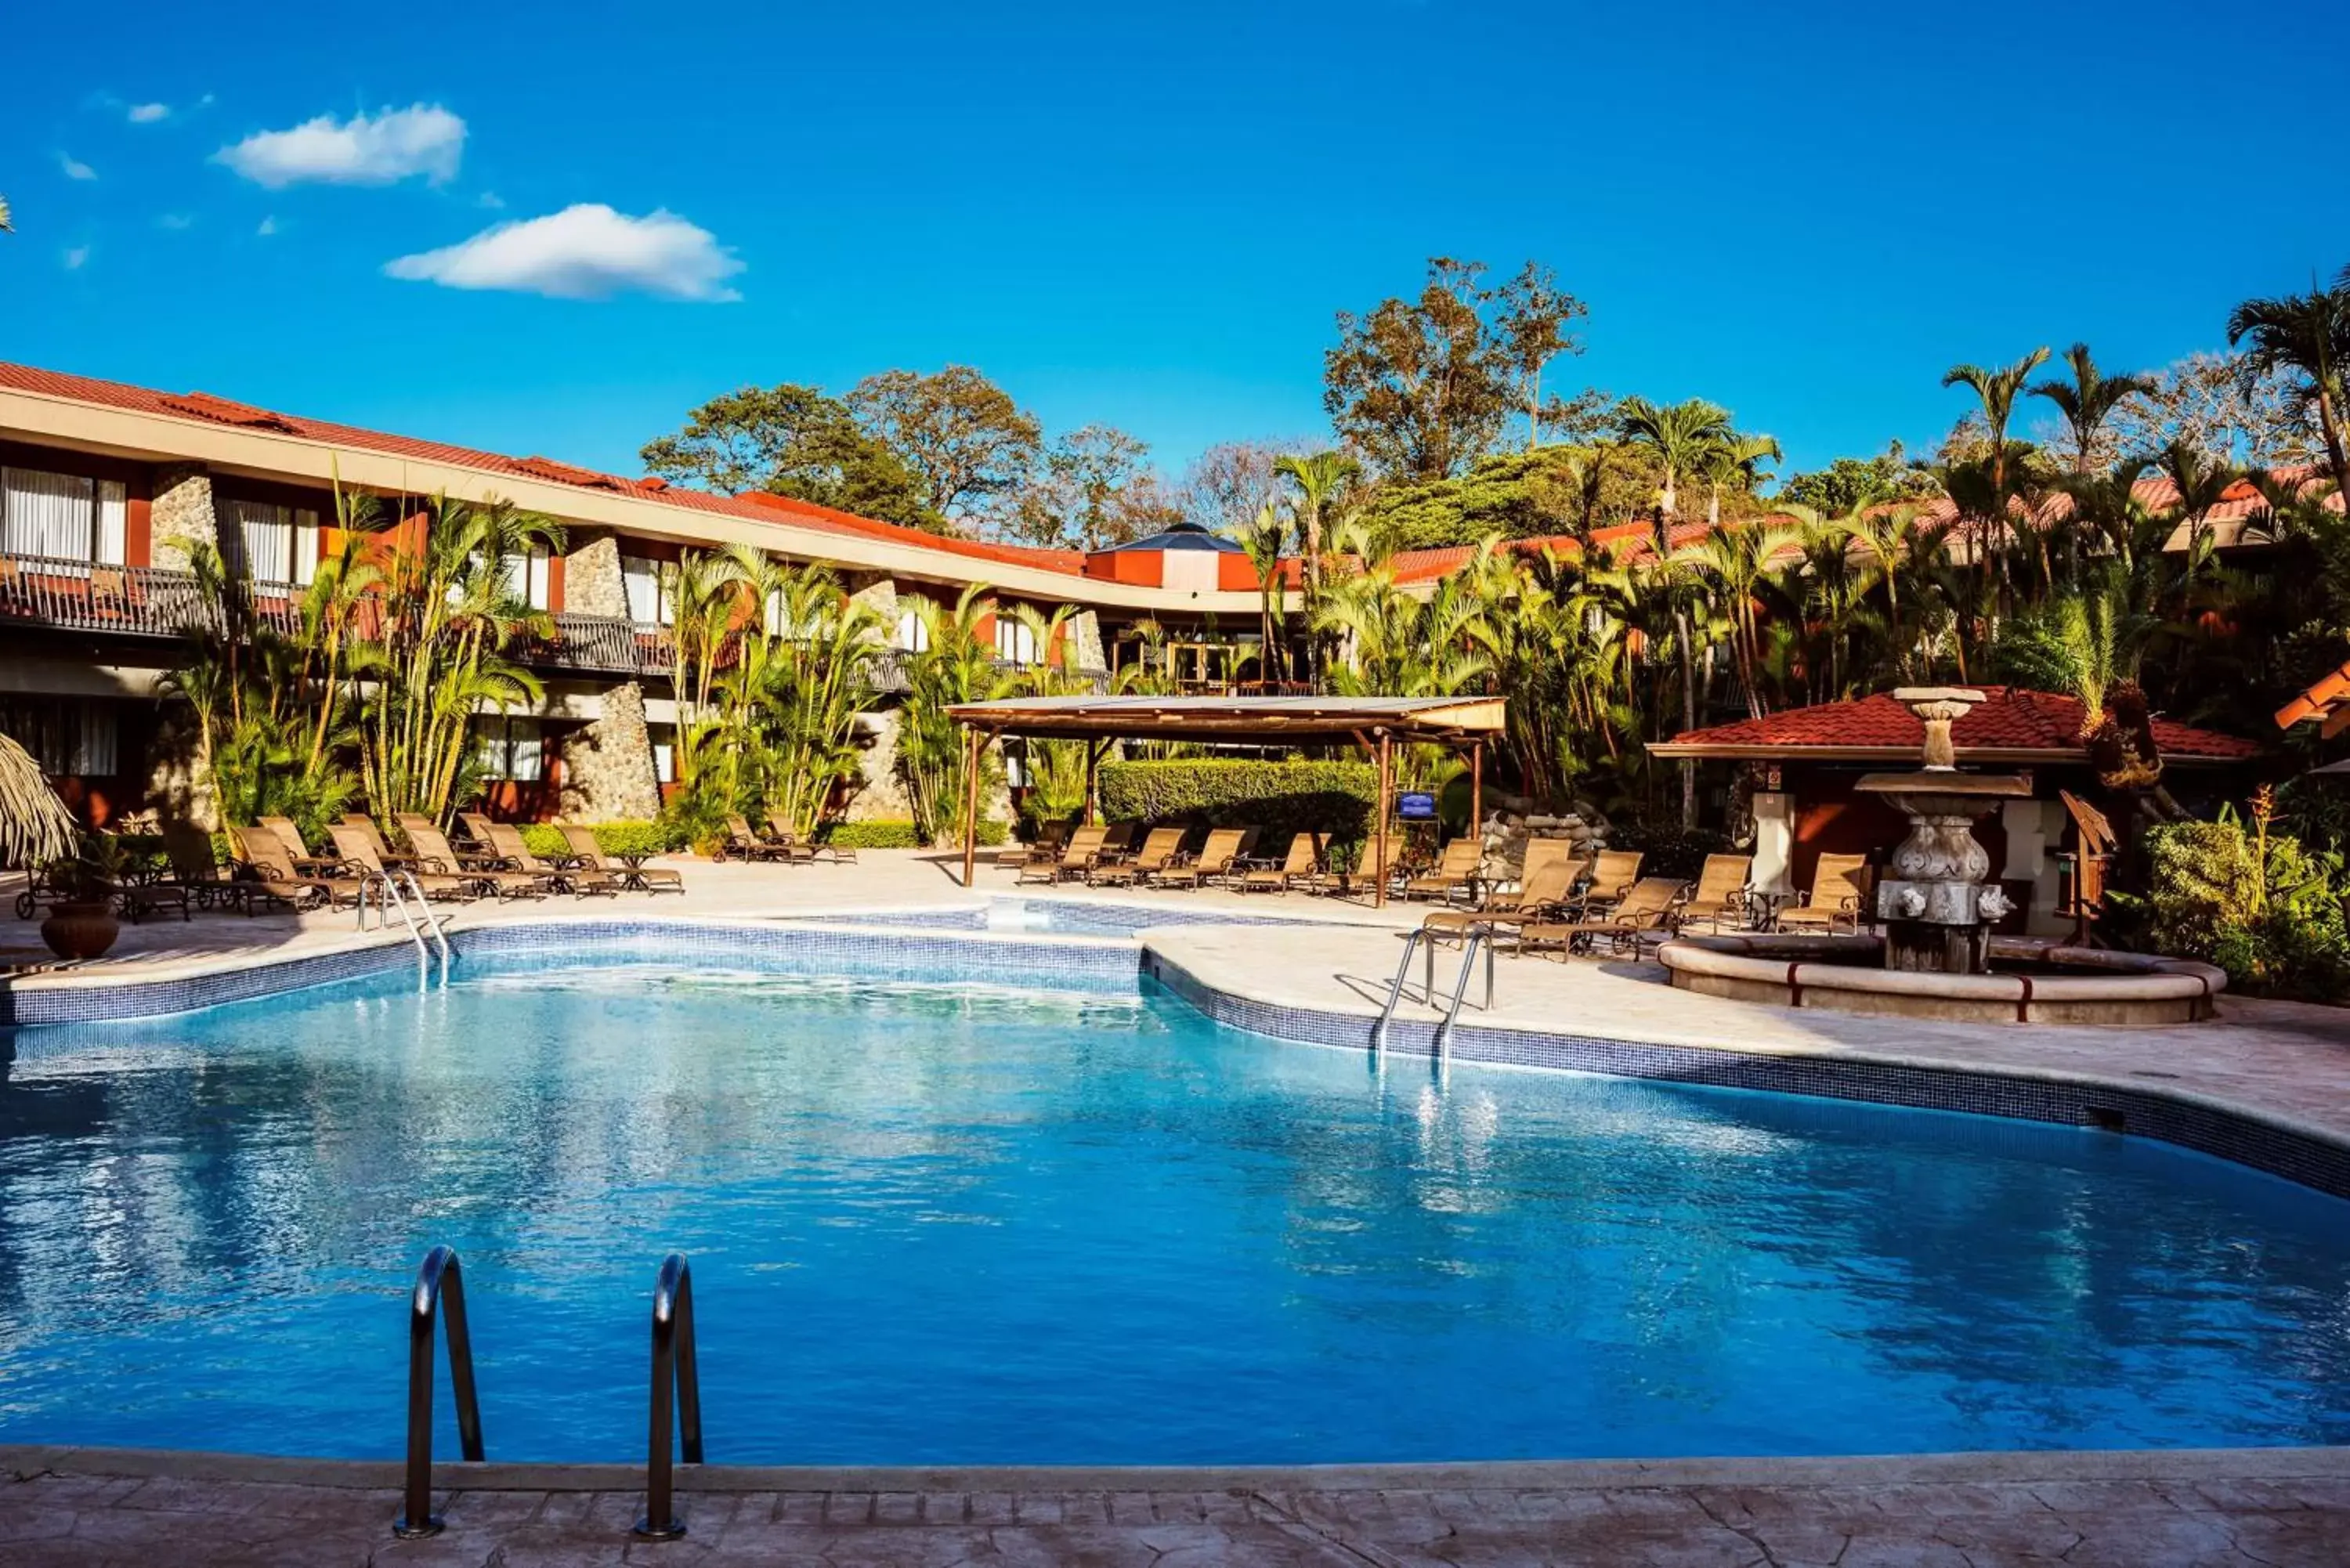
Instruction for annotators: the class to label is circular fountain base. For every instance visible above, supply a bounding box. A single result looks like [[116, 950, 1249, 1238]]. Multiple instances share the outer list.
[[1658, 932, 2225, 1026]]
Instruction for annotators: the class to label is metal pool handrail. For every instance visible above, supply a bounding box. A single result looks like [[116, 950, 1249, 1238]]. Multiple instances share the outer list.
[[634, 1252, 704, 1541], [393, 1245, 486, 1540]]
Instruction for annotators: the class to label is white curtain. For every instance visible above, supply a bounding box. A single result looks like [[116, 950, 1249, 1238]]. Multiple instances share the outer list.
[[895, 603, 930, 652], [96, 481, 127, 566], [622, 557, 663, 623], [220, 500, 317, 584], [2, 467, 97, 566], [292, 508, 317, 585], [503, 546, 549, 609], [994, 616, 1038, 665]]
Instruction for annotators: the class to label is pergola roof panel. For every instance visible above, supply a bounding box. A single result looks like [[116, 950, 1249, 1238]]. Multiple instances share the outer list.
[[948, 693, 1506, 744]]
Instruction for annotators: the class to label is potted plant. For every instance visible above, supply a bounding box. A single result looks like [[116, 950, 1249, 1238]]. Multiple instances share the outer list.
[[37, 845, 123, 961]]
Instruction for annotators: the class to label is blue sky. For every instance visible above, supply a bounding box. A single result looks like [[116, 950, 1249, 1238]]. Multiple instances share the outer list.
[[5, 0, 2347, 490]]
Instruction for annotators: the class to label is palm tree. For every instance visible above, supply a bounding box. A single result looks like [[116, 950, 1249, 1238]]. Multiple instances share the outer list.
[[2227, 281, 2350, 486], [0, 728, 78, 867], [1274, 450, 1358, 685], [2030, 343, 2153, 474], [895, 583, 1014, 844], [1942, 347, 2051, 497], [1615, 396, 1730, 823], [1701, 431, 1783, 527], [1681, 515, 1802, 717], [2150, 439, 2243, 561], [0, 197, 13, 234], [1237, 500, 1290, 689]]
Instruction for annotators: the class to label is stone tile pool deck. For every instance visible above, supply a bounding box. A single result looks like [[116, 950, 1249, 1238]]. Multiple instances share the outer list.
[[8, 850, 2350, 1564]]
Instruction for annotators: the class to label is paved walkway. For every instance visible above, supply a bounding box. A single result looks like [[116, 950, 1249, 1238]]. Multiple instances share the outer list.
[[5, 1447, 2348, 1566]]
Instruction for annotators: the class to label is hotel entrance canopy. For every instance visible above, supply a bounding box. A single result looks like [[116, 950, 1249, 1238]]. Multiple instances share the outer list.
[[945, 694, 1507, 901]]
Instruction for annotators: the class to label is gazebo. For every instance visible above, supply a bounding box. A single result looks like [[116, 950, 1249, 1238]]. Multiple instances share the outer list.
[[945, 694, 1508, 904]]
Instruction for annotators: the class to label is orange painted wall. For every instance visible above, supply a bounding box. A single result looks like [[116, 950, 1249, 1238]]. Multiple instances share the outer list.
[[1083, 551, 1162, 587], [1218, 554, 1262, 592]]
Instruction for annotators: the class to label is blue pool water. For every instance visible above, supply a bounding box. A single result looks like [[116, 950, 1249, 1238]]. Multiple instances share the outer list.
[[3, 953, 2348, 1465], [821, 897, 1332, 938]]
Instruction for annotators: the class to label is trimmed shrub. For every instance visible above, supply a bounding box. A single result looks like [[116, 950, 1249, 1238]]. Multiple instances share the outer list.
[[1607, 820, 1736, 880], [1097, 759, 1377, 848], [518, 820, 687, 862], [819, 818, 1009, 850]]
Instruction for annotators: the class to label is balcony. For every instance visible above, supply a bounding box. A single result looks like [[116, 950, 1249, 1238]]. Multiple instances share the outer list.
[[0, 551, 1102, 697]]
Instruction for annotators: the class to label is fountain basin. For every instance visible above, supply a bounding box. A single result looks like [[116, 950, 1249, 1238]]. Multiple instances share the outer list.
[[1658, 931, 2225, 1025]]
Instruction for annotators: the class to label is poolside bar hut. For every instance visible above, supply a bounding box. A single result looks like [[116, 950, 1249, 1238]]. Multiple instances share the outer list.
[[946, 695, 1508, 905]]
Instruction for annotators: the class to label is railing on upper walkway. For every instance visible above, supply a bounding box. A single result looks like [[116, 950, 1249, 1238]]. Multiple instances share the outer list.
[[0, 549, 1105, 695]]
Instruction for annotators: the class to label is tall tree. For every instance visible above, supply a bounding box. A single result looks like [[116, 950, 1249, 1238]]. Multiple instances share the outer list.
[[1323, 257, 1520, 479], [1493, 262, 1590, 449], [640, 385, 942, 531], [1701, 430, 1783, 526], [2030, 343, 2153, 474], [2226, 280, 2350, 486], [1177, 439, 1294, 534], [846, 367, 1043, 532], [1015, 425, 1158, 549], [1941, 347, 2052, 497], [1274, 450, 1361, 684], [1614, 396, 1731, 826]]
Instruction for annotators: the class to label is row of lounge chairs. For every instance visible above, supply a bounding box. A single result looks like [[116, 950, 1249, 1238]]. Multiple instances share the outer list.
[[714, 815, 855, 865], [1005, 825, 1351, 894]]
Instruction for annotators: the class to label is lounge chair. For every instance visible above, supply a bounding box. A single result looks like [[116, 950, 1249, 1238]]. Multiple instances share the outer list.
[[1677, 854, 1756, 933], [1090, 822, 1140, 870], [1579, 849, 1645, 911], [559, 825, 685, 894], [1088, 826, 1187, 887], [157, 822, 248, 913], [1152, 826, 1257, 889], [716, 814, 801, 863], [325, 824, 477, 902], [1422, 848, 1584, 937], [259, 815, 338, 876], [1402, 838, 1484, 902], [342, 813, 420, 871], [232, 826, 361, 911], [396, 813, 501, 871], [403, 819, 548, 900], [1018, 823, 1108, 884], [486, 822, 616, 897], [999, 821, 1068, 871], [457, 811, 503, 855], [769, 811, 853, 864], [1776, 854, 1874, 934], [1242, 833, 1325, 894], [1520, 876, 1687, 959]]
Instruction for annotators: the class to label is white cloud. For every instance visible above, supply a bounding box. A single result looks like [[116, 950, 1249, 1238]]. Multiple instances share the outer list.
[[213, 103, 465, 189], [63, 246, 90, 271], [127, 102, 170, 124], [60, 152, 96, 181], [257, 215, 279, 237], [383, 204, 743, 302]]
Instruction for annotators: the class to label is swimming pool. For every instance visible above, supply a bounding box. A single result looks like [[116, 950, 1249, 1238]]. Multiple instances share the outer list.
[[3, 952, 2348, 1465]]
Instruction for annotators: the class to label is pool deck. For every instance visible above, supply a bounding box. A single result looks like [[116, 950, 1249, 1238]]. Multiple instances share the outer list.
[[5, 1444, 2347, 1566], [9, 851, 2350, 1565]]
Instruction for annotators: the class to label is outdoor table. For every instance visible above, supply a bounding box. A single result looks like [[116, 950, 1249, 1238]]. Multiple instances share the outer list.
[[612, 852, 656, 893]]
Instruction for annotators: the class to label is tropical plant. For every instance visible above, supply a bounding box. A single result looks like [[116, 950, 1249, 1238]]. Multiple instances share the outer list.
[[895, 584, 1015, 844], [2225, 280, 2350, 485], [0, 728, 78, 866], [2030, 343, 2153, 474]]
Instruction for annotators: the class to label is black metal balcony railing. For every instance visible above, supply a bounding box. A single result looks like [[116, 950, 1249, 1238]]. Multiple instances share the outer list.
[[0, 551, 1106, 696]]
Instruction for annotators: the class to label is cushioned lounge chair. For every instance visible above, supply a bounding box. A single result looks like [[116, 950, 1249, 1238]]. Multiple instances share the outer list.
[[326, 824, 477, 902], [559, 825, 685, 894], [1776, 854, 1873, 934], [233, 826, 360, 911], [1520, 876, 1687, 959]]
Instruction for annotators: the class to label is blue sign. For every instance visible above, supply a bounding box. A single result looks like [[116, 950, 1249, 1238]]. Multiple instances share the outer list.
[[1396, 791, 1437, 821]]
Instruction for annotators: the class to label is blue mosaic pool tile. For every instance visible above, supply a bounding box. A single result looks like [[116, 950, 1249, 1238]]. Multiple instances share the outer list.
[[1140, 950, 2350, 1203]]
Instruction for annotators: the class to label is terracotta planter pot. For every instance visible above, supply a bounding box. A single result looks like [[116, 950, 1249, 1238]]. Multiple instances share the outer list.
[[41, 900, 121, 961]]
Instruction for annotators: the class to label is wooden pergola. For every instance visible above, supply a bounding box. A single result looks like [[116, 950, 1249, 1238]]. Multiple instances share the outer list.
[[945, 695, 1508, 906]]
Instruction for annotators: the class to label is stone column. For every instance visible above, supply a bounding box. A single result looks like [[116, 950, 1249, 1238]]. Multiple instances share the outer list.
[[846, 706, 914, 822], [1750, 791, 1796, 898], [150, 464, 219, 570], [565, 532, 628, 617], [557, 682, 663, 821], [1068, 609, 1106, 673]]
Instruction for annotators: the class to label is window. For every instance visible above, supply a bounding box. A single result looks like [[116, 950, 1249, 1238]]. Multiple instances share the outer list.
[[474, 715, 545, 782], [0, 698, 120, 775], [220, 499, 318, 585], [502, 545, 551, 610], [621, 556, 672, 625], [894, 602, 930, 652], [2, 467, 126, 570], [649, 723, 678, 783], [993, 614, 1039, 666]]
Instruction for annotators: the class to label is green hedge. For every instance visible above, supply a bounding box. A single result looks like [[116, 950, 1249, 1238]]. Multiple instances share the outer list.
[[1097, 760, 1377, 846], [1606, 820, 1736, 880], [818, 818, 1010, 850], [517, 820, 686, 861]]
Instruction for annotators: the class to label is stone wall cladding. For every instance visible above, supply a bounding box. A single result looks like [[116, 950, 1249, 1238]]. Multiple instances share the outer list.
[[564, 533, 628, 619], [557, 679, 662, 820], [149, 465, 218, 570], [848, 706, 913, 821]]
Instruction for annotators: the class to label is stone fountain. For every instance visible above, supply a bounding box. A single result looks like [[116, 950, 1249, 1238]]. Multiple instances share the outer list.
[[1855, 688, 2030, 974]]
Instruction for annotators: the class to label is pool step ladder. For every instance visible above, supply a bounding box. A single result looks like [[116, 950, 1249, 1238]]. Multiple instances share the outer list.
[[1369, 927, 1495, 1057], [391, 1246, 705, 1541], [360, 870, 452, 981]]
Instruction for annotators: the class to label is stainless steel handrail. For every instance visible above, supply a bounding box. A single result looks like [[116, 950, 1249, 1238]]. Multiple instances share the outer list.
[[1430, 929, 1494, 1057], [397, 870, 454, 977], [634, 1252, 705, 1540], [1368, 930, 1425, 1053], [394, 1246, 486, 1539], [360, 871, 452, 981]]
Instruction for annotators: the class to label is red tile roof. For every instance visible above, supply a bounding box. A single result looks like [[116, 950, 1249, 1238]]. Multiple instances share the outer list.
[[0, 359, 1092, 583], [1655, 687, 2262, 761], [2276, 659, 2350, 728]]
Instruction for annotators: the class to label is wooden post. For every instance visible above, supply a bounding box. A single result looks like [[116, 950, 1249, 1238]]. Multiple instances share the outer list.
[[1373, 731, 1393, 909], [1469, 740, 1483, 840], [1083, 739, 1103, 826], [960, 726, 982, 887]]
